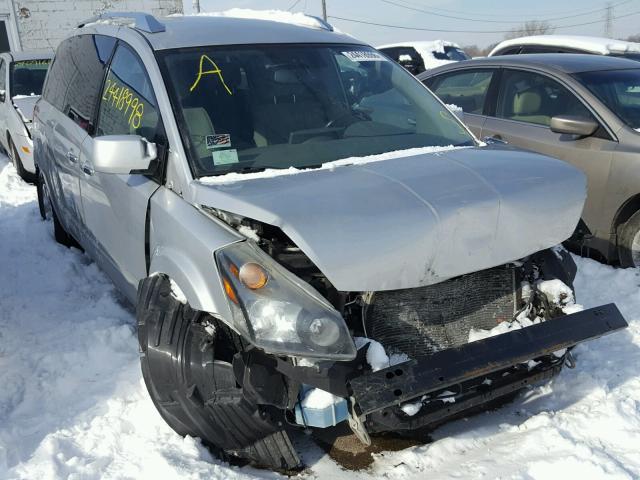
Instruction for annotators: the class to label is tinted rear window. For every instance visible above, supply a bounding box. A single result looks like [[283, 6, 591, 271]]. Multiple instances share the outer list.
[[10, 59, 50, 97]]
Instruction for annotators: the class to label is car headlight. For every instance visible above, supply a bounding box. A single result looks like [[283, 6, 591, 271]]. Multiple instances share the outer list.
[[215, 241, 356, 360]]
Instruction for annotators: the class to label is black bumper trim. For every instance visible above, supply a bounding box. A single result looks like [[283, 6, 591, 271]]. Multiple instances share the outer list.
[[349, 304, 627, 415]]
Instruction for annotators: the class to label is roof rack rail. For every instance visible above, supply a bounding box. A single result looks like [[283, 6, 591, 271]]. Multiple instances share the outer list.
[[304, 15, 334, 31], [77, 12, 165, 33]]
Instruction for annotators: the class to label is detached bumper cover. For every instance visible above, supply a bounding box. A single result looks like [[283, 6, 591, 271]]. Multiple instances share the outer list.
[[349, 304, 627, 415]]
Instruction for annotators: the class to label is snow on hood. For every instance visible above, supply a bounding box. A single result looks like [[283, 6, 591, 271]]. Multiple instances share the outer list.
[[199, 145, 468, 185], [195, 146, 586, 292], [11, 95, 39, 123], [183, 9, 337, 31]]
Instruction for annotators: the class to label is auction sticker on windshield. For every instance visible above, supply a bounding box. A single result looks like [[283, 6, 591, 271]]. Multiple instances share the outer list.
[[342, 51, 387, 62], [212, 148, 239, 166]]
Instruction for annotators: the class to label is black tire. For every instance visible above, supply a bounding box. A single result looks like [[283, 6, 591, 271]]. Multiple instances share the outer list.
[[137, 275, 301, 471], [618, 209, 640, 268], [36, 168, 75, 247], [8, 136, 35, 183]]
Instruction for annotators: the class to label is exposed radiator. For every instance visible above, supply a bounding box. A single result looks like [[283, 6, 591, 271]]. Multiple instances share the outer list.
[[365, 266, 519, 358]]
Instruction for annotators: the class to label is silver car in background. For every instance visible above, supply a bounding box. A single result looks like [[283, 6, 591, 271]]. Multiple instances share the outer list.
[[0, 51, 52, 182], [421, 54, 640, 267], [34, 13, 627, 471]]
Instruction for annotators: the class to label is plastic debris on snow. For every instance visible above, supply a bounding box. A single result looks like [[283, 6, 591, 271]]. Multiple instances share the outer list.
[[199, 145, 473, 186]]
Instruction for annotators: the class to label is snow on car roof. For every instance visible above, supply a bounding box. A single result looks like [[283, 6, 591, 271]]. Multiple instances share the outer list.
[[489, 35, 640, 57], [185, 8, 335, 31], [134, 13, 358, 51], [377, 40, 462, 69]]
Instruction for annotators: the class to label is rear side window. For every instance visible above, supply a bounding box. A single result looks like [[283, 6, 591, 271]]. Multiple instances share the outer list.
[[63, 35, 115, 133], [42, 39, 74, 111], [428, 70, 494, 114], [96, 43, 160, 140], [497, 69, 591, 126]]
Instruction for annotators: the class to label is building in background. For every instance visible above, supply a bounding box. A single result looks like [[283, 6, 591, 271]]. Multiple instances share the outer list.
[[0, 0, 182, 52]]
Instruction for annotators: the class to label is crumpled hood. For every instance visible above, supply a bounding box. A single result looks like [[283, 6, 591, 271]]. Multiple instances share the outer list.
[[12, 95, 39, 122], [194, 146, 586, 292]]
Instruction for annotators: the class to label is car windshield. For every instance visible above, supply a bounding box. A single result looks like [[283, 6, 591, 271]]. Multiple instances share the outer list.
[[575, 68, 640, 130], [158, 44, 474, 178], [433, 46, 470, 61], [10, 59, 50, 97]]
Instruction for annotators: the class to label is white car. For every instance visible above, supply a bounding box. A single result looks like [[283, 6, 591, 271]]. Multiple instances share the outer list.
[[488, 35, 640, 60], [0, 51, 52, 182]]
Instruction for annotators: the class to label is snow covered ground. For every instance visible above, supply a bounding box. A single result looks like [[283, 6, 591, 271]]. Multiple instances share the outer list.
[[1, 153, 639, 479]]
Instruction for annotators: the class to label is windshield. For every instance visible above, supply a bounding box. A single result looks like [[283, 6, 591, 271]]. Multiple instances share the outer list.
[[10, 59, 50, 97], [158, 44, 474, 178], [575, 68, 640, 130], [433, 46, 470, 61]]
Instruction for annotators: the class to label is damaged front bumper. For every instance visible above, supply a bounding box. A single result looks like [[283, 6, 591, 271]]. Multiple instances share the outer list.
[[236, 303, 627, 434], [348, 303, 627, 429]]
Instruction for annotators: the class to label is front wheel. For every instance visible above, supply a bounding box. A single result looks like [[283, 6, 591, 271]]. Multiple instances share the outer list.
[[618, 209, 640, 268], [136, 275, 301, 471]]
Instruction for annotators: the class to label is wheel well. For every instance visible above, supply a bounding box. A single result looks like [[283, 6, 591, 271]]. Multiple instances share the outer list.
[[613, 194, 640, 233]]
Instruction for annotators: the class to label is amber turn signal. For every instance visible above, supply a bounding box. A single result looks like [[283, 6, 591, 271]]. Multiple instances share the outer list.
[[239, 262, 268, 290]]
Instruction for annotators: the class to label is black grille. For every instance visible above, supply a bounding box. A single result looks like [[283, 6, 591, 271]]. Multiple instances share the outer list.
[[365, 266, 518, 358]]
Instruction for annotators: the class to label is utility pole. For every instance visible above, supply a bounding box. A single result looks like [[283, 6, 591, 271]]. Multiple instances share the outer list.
[[193, 0, 201, 14], [321, 0, 327, 21], [604, 1, 613, 38]]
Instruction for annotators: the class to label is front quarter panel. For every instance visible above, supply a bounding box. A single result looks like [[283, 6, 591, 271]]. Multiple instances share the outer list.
[[149, 187, 241, 321]]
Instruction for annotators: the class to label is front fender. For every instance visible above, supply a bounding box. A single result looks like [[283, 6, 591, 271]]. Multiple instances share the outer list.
[[149, 187, 241, 324]]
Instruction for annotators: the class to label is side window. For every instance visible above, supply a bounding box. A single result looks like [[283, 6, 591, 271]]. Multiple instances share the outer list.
[[0, 59, 6, 92], [429, 69, 494, 114], [42, 40, 74, 111], [497, 70, 592, 126], [63, 35, 115, 132], [496, 46, 522, 56], [96, 43, 160, 140]]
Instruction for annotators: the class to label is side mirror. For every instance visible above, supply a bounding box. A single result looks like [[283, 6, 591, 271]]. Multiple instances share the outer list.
[[0, 90, 5, 102], [550, 115, 598, 138], [93, 135, 157, 174]]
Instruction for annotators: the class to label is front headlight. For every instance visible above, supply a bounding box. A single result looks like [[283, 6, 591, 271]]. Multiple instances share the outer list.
[[215, 241, 356, 360]]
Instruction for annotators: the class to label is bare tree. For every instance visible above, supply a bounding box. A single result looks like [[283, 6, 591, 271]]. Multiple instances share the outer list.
[[462, 44, 496, 58], [505, 20, 555, 40], [626, 34, 640, 43]]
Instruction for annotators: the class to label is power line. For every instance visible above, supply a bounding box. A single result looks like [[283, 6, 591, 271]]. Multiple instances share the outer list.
[[287, 0, 302, 11], [379, 0, 632, 24], [386, 0, 631, 20], [328, 8, 640, 34]]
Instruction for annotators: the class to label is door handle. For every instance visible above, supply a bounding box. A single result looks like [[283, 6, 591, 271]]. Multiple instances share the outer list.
[[67, 151, 78, 163], [81, 163, 94, 176]]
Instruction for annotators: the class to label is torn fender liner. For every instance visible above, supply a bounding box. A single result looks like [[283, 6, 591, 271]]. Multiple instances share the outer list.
[[349, 304, 627, 415]]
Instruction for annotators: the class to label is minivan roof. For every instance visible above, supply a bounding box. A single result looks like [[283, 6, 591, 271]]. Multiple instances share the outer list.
[[130, 15, 363, 51]]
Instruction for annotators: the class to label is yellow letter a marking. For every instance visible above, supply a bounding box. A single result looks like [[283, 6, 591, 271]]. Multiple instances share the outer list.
[[189, 55, 233, 95]]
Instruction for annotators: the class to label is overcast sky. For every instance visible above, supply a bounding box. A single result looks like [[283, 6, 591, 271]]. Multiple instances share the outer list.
[[183, 0, 640, 48]]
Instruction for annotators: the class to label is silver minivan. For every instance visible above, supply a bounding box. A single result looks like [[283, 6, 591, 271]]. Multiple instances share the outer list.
[[34, 13, 626, 471]]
